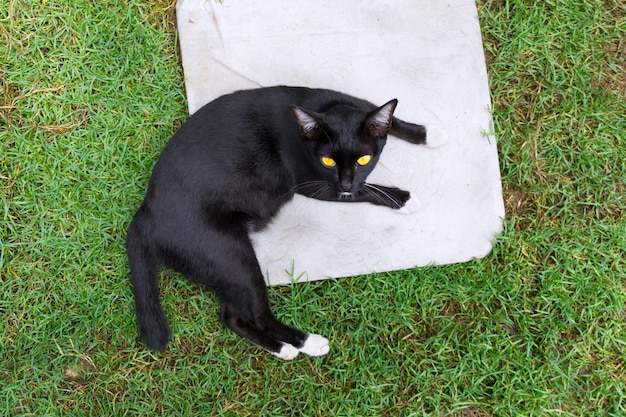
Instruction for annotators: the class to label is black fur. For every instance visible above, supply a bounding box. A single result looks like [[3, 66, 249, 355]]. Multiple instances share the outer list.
[[127, 86, 426, 355]]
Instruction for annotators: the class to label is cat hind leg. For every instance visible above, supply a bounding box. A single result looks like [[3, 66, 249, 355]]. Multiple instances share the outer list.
[[220, 302, 330, 359], [182, 223, 330, 359], [216, 272, 330, 358], [257, 308, 329, 356], [219, 301, 299, 360]]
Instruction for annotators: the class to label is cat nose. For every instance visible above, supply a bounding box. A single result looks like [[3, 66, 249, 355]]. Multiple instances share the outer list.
[[339, 179, 354, 192]]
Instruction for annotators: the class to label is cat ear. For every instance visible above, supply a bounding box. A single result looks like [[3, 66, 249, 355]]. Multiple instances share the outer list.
[[290, 106, 322, 140], [365, 99, 398, 138]]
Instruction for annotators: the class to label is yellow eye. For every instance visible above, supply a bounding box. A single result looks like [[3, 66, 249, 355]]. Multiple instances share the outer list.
[[357, 155, 372, 166], [321, 156, 336, 167]]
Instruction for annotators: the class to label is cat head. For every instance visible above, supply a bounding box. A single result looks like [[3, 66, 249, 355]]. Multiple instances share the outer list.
[[290, 99, 397, 196]]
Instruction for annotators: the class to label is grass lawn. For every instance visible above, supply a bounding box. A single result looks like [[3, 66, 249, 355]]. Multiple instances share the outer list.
[[1, 0, 625, 415]]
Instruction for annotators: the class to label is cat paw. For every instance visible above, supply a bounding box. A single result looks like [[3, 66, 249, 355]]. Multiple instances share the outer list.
[[424, 124, 448, 148], [273, 343, 299, 360], [298, 334, 330, 356], [394, 194, 421, 214], [387, 188, 410, 209]]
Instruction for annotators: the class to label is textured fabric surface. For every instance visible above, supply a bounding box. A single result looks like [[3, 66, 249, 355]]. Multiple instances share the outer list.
[[176, 0, 504, 284]]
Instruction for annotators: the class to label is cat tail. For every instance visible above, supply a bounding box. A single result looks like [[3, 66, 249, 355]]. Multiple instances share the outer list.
[[126, 211, 171, 351]]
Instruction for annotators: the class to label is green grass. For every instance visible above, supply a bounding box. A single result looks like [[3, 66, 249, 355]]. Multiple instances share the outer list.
[[1, 0, 625, 415]]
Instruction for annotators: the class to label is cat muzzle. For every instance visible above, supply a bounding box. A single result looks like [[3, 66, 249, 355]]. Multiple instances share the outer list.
[[339, 180, 355, 193]]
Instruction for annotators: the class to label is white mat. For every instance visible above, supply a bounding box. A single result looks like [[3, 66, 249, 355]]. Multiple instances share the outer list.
[[176, 0, 504, 285]]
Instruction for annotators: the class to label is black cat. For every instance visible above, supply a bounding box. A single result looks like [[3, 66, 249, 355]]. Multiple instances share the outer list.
[[127, 86, 427, 359]]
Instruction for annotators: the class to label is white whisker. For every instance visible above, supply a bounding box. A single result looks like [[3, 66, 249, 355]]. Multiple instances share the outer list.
[[289, 181, 325, 194], [363, 184, 402, 208], [293, 180, 333, 200]]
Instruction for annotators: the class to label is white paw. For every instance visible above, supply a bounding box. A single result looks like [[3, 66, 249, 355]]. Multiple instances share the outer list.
[[273, 343, 299, 360], [395, 194, 422, 215], [424, 124, 448, 148], [298, 334, 330, 356]]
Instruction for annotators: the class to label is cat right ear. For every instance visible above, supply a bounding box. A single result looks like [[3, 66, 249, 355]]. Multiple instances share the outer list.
[[365, 99, 398, 139], [290, 106, 322, 140]]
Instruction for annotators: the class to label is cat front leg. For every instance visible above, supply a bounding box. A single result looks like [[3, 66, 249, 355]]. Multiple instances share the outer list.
[[295, 181, 410, 209], [390, 118, 427, 145], [358, 183, 410, 209]]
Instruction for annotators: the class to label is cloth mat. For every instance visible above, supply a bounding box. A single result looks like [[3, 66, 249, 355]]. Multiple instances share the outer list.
[[175, 0, 505, 285]]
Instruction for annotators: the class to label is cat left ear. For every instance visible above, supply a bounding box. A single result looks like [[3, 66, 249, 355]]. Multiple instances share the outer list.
[[290, 106, 322, 140], [365, 99, 398, 138]]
